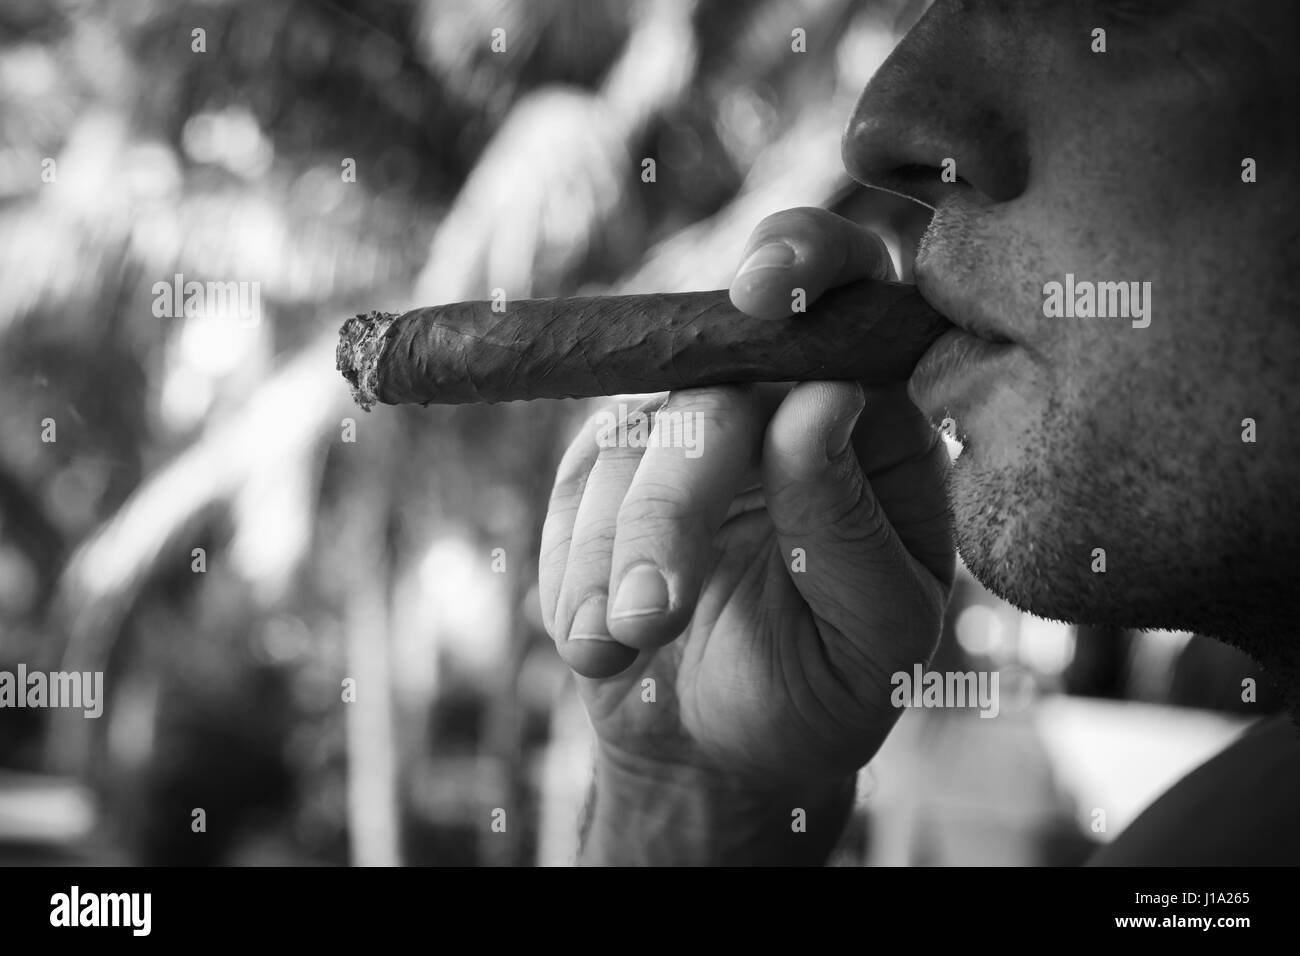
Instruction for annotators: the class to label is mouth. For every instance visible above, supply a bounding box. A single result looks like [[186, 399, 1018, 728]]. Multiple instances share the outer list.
[[911, 260, 1017, 345], [907, 266, 1023, 422]]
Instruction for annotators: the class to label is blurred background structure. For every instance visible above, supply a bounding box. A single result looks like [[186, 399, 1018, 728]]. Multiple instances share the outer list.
[[0, 0, 1285, 866]]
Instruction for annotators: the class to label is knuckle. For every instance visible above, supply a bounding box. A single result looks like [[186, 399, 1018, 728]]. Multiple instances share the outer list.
[[770, 467, 886, 547], [537, 530, 574, 569], [593, 440, 645, 465], [585, 396, 668, 442], [571, 510, 619, 550], [665, 384, 755, 424], [566, 538, 618, 581], [547, 466, 590, 507], [752, 206, 822, 244], [771, 205, 826, 229], [617, 483, 701, 530]]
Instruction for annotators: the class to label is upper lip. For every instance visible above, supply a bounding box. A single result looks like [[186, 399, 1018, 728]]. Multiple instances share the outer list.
[[912, 263, 1017, 346], [906, 196, 1020, 346]]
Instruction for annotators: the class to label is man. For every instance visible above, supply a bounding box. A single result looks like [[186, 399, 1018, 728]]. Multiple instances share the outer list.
[[538, 0, 1300, 864]]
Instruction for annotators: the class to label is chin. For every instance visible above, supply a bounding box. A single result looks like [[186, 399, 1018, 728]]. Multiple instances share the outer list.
[[946, 450, 1217, 634], [946, 448, 1122, 628]]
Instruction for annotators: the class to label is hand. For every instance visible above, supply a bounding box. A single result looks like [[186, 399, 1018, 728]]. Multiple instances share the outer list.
[[539, 207, 954, 859]]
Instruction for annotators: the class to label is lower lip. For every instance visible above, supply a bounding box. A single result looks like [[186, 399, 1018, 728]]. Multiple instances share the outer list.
[[908, 328, 1020, 417]]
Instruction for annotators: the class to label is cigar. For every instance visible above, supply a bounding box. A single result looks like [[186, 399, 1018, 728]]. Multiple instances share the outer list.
[[337, 279, 950, 409]]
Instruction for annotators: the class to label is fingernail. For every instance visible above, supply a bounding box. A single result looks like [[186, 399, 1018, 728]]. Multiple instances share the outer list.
[[736, 242, 796, 280], [609, 563, 669, 620], [568, 596, 614, 642]]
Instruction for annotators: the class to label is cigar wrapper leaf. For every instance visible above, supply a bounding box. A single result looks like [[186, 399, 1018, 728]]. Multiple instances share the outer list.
[[336, 278, 950, 410]]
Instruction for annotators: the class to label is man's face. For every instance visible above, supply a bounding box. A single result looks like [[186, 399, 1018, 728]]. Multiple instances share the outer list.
[[843, 0, 1300, 646]]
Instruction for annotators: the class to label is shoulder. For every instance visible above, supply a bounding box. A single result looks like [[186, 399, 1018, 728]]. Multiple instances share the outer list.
[[1089, 713, 1300, 866]]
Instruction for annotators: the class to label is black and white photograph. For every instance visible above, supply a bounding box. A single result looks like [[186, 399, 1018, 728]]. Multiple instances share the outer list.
[[0, 0, 1295, 929]]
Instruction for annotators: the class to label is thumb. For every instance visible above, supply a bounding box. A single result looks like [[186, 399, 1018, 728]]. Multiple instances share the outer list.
[[762, 381, 939, 650]]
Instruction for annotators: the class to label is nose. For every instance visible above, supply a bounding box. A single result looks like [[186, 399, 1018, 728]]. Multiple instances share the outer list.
[[842, 0, 1030, 208]]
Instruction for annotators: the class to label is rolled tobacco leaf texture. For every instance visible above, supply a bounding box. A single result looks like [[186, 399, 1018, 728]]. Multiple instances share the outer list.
[[336, 278, 950, 409]]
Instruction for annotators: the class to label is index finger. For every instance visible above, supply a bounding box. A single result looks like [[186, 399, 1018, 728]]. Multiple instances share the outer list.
[[729, 207, 897, 320]]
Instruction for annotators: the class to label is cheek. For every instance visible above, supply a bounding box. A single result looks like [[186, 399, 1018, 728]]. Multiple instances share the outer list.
[[1062, 334, 1183, 467]]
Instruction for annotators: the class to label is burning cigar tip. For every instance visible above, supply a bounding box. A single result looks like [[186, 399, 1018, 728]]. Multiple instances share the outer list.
[[337, 310, 399, 411]]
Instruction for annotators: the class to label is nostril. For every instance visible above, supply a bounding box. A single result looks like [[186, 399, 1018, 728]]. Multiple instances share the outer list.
[[895, 162, 974, 190], [843, 91, 1031, 206], [872, 163, 975, 209]]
